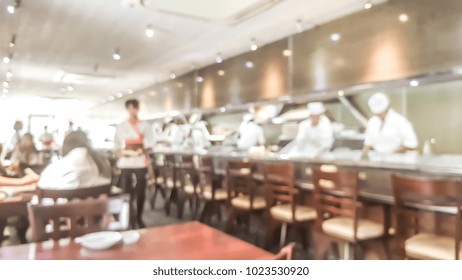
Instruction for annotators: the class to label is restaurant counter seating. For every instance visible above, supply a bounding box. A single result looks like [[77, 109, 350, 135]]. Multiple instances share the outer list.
[[312, 165, 390, 260], [27, 196, 109, 242], [264, 162, 316, 250], [148, 152, 166, 210], [391, 174, 462, 260], [226, 160, 266, 236], [197, 156, 228, 223], [177, 154, 200, 219], [161, 154, 182, 217]]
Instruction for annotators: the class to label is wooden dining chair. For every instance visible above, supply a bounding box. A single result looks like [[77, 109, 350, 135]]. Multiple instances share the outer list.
[[0, 195, 32, 246], [272, 242, 297, 260], [264, 162, 316, 250], [27, 196, 110, 242], [312, 165, 389, 260], [197, 156, 228, 223], [36, 184, 112, 201], [149, 152, 166, 209], [225, 160, 266, 235], [162, 154, 182, 216], [391, 174, 462, 260], [176, 155, 200, 219]]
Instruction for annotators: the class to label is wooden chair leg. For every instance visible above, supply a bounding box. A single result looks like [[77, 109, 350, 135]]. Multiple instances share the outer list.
[[225, 207, 237, 233], [199, 201, 211, 223], [177, 192, 185, 220], [265, 219, 278, 249], [297, 225, 308, 250]]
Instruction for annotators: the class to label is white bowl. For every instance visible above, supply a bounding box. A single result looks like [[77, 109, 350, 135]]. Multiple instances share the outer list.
[[75, 231, 123, 251]]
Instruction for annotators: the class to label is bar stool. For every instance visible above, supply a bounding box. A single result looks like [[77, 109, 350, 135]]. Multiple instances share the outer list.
[[264, 162, 316, 250], [177, 154, 200, 219], [312, 165, 389, 260], [197, 156, 228, 223], [149, 152, 166, 209], [162, 153, 181, 217], [391, 174, 462, 260], [225, 160, 266, 234]]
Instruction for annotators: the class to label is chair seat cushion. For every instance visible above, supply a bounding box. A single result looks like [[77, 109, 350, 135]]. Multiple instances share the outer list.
[[231, 195, 266, 210], [165, 178, 181, 188], [203, 187, 228, 201], [184, 184, 198, 194], [322, 217, 384, 241], [405, 233, 462, 260], [270, 204, 316, 223]]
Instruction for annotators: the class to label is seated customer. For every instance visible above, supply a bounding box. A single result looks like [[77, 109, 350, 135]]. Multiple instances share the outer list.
[[38, 131, 111, 190], [10, 133, 41, 171]]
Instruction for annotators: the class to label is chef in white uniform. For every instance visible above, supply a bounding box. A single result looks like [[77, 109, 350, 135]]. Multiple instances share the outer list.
[[237, 113, 265, 150], [362, 93, 418, 155], [188, 112, 211, 150], [167, 117, 190, 149], [288, 102, 334, 157]]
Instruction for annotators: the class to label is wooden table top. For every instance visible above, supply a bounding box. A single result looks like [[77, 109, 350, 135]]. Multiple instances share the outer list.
[[0, 221, 273, 260]]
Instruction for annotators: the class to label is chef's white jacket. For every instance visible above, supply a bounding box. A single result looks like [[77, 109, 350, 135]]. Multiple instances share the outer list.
[[289, 115, 334, 157], [237, 121, 265, 150], [38, 147, 111, 190], [364, 109, 418, 154]]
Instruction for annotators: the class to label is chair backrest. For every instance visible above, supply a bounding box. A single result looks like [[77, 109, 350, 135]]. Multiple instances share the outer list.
[[177, 155, 198, 189], [227, 160, 254, 201], [197, 156, 223, 197], [272, 242, 296, 260], [27, 196, 109, 242], [311, 165, 360, 230], [264, 162, 297, 220], [36, 184, 112, 202], [391, 173, 462, 259]]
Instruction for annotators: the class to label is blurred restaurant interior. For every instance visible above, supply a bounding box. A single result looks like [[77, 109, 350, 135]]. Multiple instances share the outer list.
[[1, 0, 462, 260]]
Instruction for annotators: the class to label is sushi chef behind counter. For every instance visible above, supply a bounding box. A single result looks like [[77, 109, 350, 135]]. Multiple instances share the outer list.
[[236, 113, 266, 150], [362, 93, 418, 155], [286, 102, 334, 157]]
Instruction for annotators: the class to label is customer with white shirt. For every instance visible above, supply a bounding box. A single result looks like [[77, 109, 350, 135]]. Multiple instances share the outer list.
[[236, 113, 265, 150], [38, 131, 111, 189], [362, 93, 418, 155], [288, 102, 334, 157], [114, 99, 153, 228]]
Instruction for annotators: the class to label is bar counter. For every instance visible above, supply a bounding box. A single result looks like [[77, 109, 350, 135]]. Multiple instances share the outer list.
[[151, 147, 462, 212]]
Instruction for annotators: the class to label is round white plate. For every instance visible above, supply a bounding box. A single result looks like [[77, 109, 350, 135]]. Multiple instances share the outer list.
[[121, 231, 140, 245], [75, 231, 122, 251]]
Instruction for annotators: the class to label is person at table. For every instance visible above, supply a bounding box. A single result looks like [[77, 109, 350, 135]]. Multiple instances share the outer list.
[[10, 133, 41, 174], [39, 126, 55, 150], [65, 120, 75, 137], [38, 131, 111, 189], [114, 99, 153, 228], [236, 113, 265, 150], [362, 93, 418, 155], [287, 102, 334, 157]]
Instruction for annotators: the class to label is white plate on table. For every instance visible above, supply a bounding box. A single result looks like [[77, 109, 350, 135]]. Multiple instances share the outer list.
[[75, 231, 123, 251]]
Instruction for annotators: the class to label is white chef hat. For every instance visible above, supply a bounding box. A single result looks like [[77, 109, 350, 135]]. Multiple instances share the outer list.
[[307, 102, 326, 115], [243, 113, 255, 122], [368, 93, 390, 114]]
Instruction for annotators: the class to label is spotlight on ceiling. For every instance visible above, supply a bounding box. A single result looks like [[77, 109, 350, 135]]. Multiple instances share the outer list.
[[283, 49, 292, 57], [217, 70, 225, 76], [295, 19, 304, 33], [330, 33, 341, 42], [145, 25, 155, 38], [245, 61, 254, 68], [127, 88, 134, 95], [9, 34, 16, 48], [399, 14, 409, 22], [250, 38, 258, 51], [196, 76, 204, 83], [66, 85, 74, 92], [364, 0, 372, 9], [3, 56, 11, 64], [112, 48, 121, 60], [170, 72, 176, 79], [215, 53, 223, 64], [6, 0, 20, 14], [6, 70, 13, 79], [3, 81, 9, 87], [410, 80, 419, 87]]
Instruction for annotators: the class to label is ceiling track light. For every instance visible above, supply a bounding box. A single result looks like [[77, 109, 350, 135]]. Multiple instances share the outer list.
[[3, 54, 12, 64], [145, 25, 155, 38], [6, 0, 20, 14], [170, 72, 176, 79], [112, 48, 121, 60], [295, 19, 304, 33], [9, 34, 16, 48], [250, 38, 258, 51], [215, 53, 223, 64], [364, 0, 372, 9]]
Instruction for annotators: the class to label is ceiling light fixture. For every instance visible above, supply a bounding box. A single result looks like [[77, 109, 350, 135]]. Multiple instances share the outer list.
[[283, 49, 292, 56], [127, 88, 134, 95], [112, 48, 121, 60], [330, 33, 341, 41], [250, 38, 258, 51], [196, 76, 204, 83], [217, 70, 225, 76], [9, 34, 16, 48], [399, 14, 409, 22], [107, 96, 115, 101], [410, 80, 419, 87], [116, 92, 124, 98], [295, 19, 304, 33], [170, 72, 176, 79], [3, 81, 9, 87], [364, 0, 372, 10], [3, 56, 11, 64], [6, 0, 20, 14], [145, 25, 155, 38], [66, 85, 74, 92], [215, 53, 223, 64], [337, 90, 345, 97], [245, 61, 254, 68], [2, 88, 8, 94], [219, 107, 226, 113], [6, 70, 13, 79]]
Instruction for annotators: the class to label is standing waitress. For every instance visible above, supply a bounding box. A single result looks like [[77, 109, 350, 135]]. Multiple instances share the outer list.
[[114, 99, 153, 228]]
